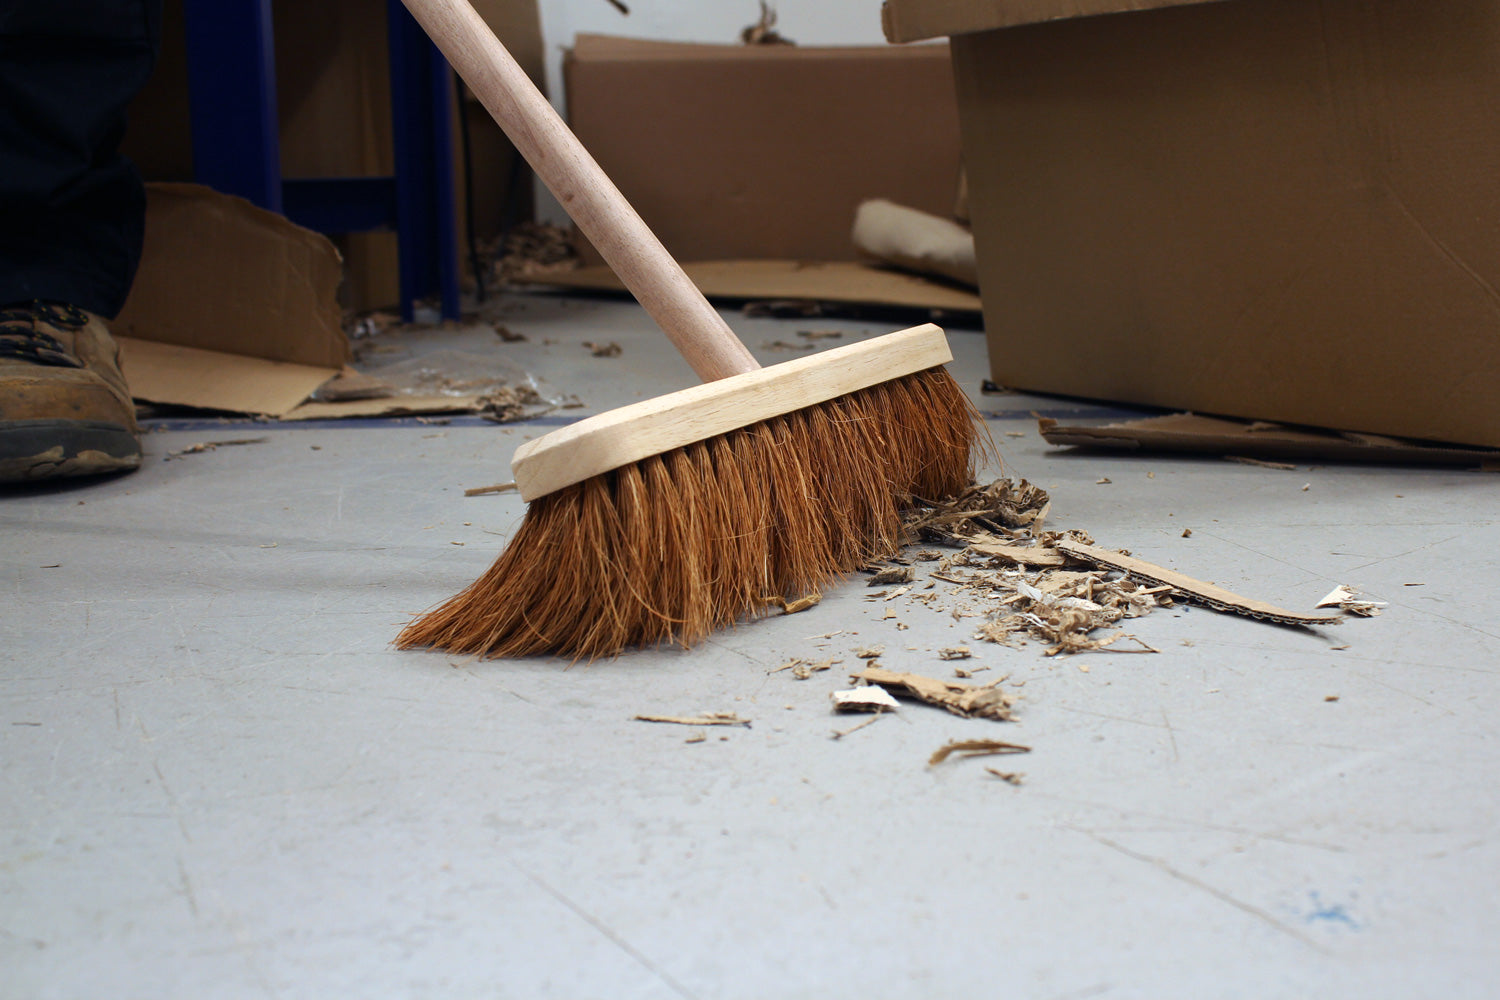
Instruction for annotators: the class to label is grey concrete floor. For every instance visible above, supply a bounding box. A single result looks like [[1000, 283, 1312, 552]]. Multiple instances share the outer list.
[[3, 293, 1498, 999]]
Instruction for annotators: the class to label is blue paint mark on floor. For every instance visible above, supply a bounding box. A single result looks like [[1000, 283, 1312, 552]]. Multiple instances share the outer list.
[[1306, 891, 1361, 929]]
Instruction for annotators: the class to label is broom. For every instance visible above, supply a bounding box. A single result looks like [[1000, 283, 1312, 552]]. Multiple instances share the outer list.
[[395, 0, 988, 659]]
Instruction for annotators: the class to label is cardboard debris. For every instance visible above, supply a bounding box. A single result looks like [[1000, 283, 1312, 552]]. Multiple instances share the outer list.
[[762, 593, 822, 615], [903, 479, 1051, 546], [855, 667, 1015, 721], [634, 713, 751, 728], [967, 540, 1069, 568], [519, 260, 981, 315], [495, 221, 578, 284], [772, 657, 838, 680], [1056, 538, 1341, 627], [1039, 414, 1500, 468], [868, 566, 915, 586], [831, 687, 901, 713], [928, 738, 1031, 766], [1316, 585, 1388, 618], [741, 1, 793, 45]]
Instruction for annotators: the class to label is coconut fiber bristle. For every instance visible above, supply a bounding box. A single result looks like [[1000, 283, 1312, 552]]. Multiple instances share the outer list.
[[397, 366, 988, 660]]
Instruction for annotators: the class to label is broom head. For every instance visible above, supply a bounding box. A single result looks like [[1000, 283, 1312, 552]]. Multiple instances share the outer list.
[[397, 323, 988, 659]]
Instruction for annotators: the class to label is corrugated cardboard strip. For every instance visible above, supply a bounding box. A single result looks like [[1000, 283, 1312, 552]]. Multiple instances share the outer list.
[[1039, 414, 1500, 468], [518, 259, 982, 314]]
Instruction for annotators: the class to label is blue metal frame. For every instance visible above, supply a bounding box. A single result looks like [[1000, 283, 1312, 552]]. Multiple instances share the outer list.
[[182, 0, 461, 321], [183, 0, 281, 212]]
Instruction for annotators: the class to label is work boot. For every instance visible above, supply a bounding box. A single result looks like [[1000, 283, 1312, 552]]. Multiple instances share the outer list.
[[0, 301, 142, 482]]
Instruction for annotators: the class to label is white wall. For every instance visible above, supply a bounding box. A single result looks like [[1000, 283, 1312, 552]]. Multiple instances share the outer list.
[[531, 0, 897, 222], [537, 0, 891, 98]]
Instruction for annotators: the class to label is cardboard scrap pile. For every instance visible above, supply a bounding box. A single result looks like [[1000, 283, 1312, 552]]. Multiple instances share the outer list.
[[115, 184, 553, 421], [881, 478, 1341, 659], [786, 475, 1360, 773]]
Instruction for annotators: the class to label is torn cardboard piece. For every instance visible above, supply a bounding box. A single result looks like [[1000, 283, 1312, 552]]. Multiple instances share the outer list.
[[1055, 538, 1340, 627], [516, 259, 982, 315], [110, 184, 347, 416], [1038, 414, 1500, 468], [854, 666, 1015, 721], [1316, 585, 1388, 618], [116, 184, 347, 368], [112, 184, 524, 420], [831, 687, 901, 713]]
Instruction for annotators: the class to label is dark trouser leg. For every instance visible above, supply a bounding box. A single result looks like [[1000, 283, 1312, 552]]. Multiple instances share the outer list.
[[0, 1, 162, 319]]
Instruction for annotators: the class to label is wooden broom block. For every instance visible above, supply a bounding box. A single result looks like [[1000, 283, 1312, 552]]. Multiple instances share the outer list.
[[513, 323, 954, 500]]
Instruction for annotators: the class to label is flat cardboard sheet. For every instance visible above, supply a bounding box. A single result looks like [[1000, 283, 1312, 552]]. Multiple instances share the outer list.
[[118, 337, 337, 418], [1038, 413, 1500, 468], [519, 260, 982, 314]]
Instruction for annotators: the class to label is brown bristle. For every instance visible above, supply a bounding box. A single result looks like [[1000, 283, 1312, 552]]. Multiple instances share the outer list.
[[396, 367, 990, 659]]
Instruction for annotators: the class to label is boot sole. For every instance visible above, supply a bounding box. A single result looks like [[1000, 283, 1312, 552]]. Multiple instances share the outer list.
[[0, 420, 142, 482]]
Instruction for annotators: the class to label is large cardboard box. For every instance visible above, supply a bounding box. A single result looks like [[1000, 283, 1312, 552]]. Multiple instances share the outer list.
[[564, 35, 963, 263], [884, 0, 1500, 448]]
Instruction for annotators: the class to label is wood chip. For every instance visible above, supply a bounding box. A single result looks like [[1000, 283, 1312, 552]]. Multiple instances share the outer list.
[[583, 340, 622, 357], [929, 739, 1031, 766], [635, 713, 750, 728], [985, 768, 1025, 784], [163, 437, 268, 461], [464, 481, 518, 496], [937, 647, 972, 660], [830, 713, 886, 739], [1225, 455, 1298, 470], [854, 646, 884, 659]]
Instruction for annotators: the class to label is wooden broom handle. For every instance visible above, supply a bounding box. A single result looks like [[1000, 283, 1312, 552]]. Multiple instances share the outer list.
[[399, 0, 760, 382]]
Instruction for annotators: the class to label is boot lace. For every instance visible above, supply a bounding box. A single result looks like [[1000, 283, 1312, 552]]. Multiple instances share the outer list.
[[0, 301, 88, 369]]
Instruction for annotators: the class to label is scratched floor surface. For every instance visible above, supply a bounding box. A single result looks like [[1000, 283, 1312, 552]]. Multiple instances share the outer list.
[[3, 295, 1497, 999]]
